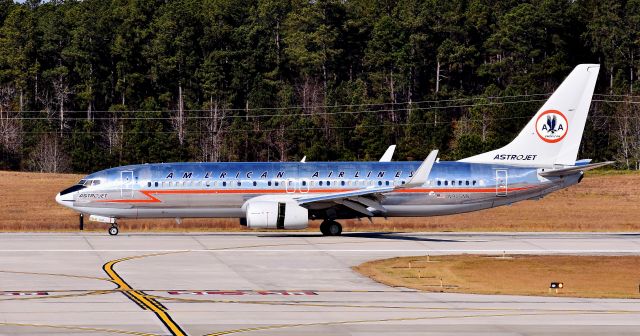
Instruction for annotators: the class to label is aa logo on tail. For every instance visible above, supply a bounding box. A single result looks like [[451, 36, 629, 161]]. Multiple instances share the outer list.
[[535, 110, 568, 143]]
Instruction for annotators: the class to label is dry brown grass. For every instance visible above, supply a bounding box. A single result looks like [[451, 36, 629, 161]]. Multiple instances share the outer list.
[[0, 170, 639, 232], [354, 255, 640, 299]]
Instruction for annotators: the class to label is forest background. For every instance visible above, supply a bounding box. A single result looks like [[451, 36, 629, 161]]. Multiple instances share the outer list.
[[1, 0, 640, 173]]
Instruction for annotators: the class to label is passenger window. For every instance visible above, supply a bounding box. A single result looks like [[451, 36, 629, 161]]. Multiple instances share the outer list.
[[378, 181, 382, 186], [466, 180, 469, 186], [473, 180, 477, 186], [223, 181, 227, 187], [458, 180, 462, 186], [206, 181, 210, 187], [147, 182, 151, 188], [341, 181, 345, 186], [444, 181, 448, 186], [268, 181, 272, 186], [237, 181, 241, 187], [275, 181, 279, 186], [302, 181, 307, 186], [319, 181, 323, 186], [154, 182, 158, 187], [437, 180, 441, 186], [253, 181, 257, 187], [385, 181, 390, 186], [213, 181, 218, 187], [327, 181, 331, 186]]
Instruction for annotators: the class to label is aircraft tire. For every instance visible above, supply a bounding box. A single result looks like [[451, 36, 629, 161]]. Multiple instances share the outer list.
[[108, 226, 119, 236], [319, 221, 329, 235], [326, 221, 342, 236]]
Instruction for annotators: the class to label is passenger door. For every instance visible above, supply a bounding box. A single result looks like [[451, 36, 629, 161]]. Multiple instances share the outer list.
[[495, 169, 508, 197], [121, 171, 134, 198]]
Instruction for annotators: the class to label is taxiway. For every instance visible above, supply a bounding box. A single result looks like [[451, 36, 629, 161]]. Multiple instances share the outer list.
[[1, 232, 639, 335]]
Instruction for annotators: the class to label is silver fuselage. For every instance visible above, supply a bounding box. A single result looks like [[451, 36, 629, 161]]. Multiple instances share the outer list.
[[55, 161, 580, 221]]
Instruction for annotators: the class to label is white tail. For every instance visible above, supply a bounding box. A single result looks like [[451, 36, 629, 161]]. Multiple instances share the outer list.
[[460, 64, 600, 168]]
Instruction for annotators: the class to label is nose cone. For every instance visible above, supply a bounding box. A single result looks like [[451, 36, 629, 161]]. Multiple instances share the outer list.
[[55, 192, 74, 209]]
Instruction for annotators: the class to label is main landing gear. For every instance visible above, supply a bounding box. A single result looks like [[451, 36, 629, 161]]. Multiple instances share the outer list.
[[108, 223, 119, 236], [320, 220, 342, 236]]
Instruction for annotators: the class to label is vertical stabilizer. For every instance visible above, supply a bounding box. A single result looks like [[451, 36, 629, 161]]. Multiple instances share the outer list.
[[459, 64, 600, 167]]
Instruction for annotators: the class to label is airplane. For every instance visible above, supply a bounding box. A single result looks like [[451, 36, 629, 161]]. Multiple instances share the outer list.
[[56, 64, 612, 236]]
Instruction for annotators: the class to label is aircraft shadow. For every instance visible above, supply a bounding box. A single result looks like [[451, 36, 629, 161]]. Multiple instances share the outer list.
[[261, 232, 466, 242]]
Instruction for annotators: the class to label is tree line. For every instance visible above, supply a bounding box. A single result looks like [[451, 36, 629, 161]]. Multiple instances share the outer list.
[[1, 0, 639, 173]]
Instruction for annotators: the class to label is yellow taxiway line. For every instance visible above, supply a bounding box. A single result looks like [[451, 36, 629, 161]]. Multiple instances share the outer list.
[[102, 252, 187, 336]]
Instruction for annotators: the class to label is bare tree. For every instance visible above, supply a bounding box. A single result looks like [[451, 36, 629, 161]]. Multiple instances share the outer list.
[[614, 99, 640, 169], [103, 112, 122, 158], [171, 85, 186, 145], [296, 77, 327, 138], [28, 134, 70, 173], [0, 85, 22, 153], [200, 98, 226, 162], [52, 73, 71, 132], [266, 124, 293, 162]]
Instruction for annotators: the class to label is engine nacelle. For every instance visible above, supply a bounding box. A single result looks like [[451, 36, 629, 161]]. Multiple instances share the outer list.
[[244, 200, 308, 230]]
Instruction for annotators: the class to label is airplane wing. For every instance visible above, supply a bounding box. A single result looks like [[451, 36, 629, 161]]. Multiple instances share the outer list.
[[379, 145, 396, 162], [539, 161, 614, 177], [296, 150, 439, 217]]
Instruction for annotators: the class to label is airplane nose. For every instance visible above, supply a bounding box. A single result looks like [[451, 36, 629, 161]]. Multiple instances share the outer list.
[[55, 192, 73, 208], [55, 192, 63, 205]]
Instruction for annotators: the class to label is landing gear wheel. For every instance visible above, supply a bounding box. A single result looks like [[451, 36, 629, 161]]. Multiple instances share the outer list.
[[320, 221, 329, 235], [108, 225, 119, 236], [327, 221, 342, 236], [320, 220, 342, 236]]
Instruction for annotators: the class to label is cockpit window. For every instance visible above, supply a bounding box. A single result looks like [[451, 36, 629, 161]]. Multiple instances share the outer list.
[[79, 179, 101, 186]]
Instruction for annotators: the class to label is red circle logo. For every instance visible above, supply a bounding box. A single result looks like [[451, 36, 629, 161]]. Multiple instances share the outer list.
[[535, 110, 568, 143]]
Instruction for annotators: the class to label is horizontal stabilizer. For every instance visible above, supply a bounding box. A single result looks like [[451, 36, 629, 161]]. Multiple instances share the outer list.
[[540, 161, 614, 177]]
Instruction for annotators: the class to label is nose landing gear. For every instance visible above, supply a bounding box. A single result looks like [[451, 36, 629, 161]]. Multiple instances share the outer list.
[[108, 223, 119, 236], [320, 220, 342, 236]]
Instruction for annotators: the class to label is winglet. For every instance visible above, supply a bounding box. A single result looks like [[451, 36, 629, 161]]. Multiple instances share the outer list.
[[379, 145, 396, 162], [403, 150, 438, 188], [300, 156, 306, 163]]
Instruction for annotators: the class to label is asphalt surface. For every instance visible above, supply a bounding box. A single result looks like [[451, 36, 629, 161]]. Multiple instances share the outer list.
[[1, 232, 640, 335]]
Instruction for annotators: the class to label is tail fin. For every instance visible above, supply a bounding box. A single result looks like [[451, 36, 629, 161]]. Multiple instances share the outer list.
[[460, 64, 600, 168]]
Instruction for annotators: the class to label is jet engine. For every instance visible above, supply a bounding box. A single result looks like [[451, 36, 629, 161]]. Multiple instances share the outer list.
[[244, 199, 309, 230]]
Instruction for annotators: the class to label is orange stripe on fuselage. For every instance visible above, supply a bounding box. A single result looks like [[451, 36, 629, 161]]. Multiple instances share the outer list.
[[97, 186, 536, 204]]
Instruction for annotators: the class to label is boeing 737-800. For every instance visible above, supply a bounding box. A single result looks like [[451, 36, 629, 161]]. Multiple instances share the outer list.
[[56, 64, 611, 236]]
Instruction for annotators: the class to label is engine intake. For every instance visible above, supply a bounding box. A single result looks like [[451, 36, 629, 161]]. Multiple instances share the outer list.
[[245, 200, 308, 230]]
